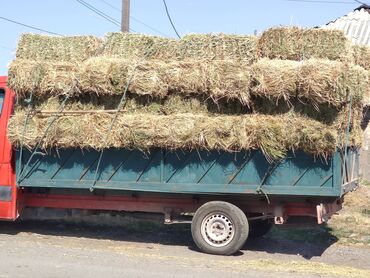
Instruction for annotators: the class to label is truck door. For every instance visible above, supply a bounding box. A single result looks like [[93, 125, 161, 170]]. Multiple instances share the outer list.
[[0, 76, 17, 220]]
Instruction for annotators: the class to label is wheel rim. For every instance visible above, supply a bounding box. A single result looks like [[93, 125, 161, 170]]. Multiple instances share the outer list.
[[200, 212, 235, 247]]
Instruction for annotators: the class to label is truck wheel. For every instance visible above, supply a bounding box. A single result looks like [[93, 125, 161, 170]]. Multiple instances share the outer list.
[[248, 219, 272, 239], [191, 201, 249, 255]]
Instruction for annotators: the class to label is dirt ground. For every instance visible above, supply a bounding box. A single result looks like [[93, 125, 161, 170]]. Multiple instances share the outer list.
[[0, 186, 369, 278]]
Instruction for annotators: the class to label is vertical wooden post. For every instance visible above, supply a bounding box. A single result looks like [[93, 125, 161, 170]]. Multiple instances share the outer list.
[[121, 0, 130, 32]]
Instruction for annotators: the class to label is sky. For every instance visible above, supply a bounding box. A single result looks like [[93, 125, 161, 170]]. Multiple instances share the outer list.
[[0, 0, 361, 75]]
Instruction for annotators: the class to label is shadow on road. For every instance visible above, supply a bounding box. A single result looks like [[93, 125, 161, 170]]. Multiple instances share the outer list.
[[0, 217, 337, 259]]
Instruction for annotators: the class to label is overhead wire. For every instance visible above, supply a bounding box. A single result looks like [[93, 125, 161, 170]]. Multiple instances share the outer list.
[[0, 44, 13, 51], [75, 0, 136, 32], [162, 0, 181, 38], [0, 16, 62, 36], [97, 0, 169, 37]]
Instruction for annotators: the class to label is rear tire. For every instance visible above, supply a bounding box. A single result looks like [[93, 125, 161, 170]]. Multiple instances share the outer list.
[[191, 201, 249, 255]]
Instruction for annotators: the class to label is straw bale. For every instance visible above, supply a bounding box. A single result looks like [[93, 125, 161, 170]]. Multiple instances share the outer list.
[[352, 45, 370, 70], [101, 32, 179, 60], [16, 33, 103, 62], [78, 58, 251, 104], [78, 57, 129, 95], [8, 112, 338, 160], [257, 27, 350, 61], [7, 59, 77, 99], [298, 59, 368, 107], [18, 94, 252, 116], [251, 59, 298, 103], [251, 59, 368, 107], [179, 34, 257, 63]]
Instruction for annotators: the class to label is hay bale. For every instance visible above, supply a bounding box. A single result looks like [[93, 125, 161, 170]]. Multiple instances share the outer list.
[[79, 58, 251, 104], [352, 45, 370, 70], [179, 34, 257, 63], [16, 33, 103, 62], [101, 32, 179, 60], [251, 59, 368, 107], [257, 27, 350, 61], [78, 57, 129, 95], [8, 112, 338, 160], [20, 94, 251, 116], [251, 59, 298, 103], [102, 33, 257, 62], [298, 59, 368, 107], [7, 59, 77, 99]]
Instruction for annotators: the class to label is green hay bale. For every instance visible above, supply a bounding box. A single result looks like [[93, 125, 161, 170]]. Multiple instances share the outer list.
[[16, 33, 103, 62], [257, 27, 350, 61], [7, 112, 338, 160], [7, 59, 77, 99], [101, 32, 179, 60], [179, 34, 257, 63]]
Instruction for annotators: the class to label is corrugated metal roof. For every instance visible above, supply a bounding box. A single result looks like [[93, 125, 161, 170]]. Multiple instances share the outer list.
[[322, 8, 370, 46]]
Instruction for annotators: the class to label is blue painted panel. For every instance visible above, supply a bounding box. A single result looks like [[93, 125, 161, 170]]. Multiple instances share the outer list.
[[15, 148, 354, 197]]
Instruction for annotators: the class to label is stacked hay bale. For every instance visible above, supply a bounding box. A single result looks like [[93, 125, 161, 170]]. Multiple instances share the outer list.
[[7, 28, 369, 161]]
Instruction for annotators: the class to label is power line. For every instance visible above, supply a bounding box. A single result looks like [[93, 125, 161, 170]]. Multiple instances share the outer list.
[[0, 44, 13, 51], [75, 0, 136, 32], [75, 0, 120, 26], [0, 16, 62, 36], [97, 0, 169, 36], [354, 0, 369, 5], [162, 0, 181, 38]]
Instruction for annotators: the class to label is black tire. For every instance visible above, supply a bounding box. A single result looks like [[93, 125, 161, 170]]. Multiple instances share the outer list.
[[248, 219, 272, 239], [191, 201, 249, 255]]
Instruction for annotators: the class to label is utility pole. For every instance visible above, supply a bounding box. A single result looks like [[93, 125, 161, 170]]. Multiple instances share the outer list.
[[121, 0, 130, 32]]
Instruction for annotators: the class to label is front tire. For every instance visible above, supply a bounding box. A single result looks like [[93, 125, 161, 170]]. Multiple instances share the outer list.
[[191, 201, 249, 255]]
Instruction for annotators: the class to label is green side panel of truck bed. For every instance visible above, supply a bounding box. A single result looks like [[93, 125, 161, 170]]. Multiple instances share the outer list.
[[16, 148, 352, 197]]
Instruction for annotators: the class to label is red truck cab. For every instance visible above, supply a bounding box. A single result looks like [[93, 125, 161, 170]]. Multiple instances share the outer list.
[[0, 76, 17, 220]]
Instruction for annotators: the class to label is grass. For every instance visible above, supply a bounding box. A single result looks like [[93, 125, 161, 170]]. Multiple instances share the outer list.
[[328, 185, 370, 246], [268, 185, 370, 246]]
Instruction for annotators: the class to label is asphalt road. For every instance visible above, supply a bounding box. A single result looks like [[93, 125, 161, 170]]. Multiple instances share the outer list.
[[0, 216, 369, 278]]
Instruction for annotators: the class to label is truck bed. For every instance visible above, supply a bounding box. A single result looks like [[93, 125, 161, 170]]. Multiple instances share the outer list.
[[15, 148, 358, 198]]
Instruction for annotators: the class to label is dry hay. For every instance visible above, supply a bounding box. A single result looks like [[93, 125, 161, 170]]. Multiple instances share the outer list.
[[257, 27, 350, 61], [251, 59, 298, 103], [10, 58, 252, 105], [16, 33, 103, 62], [179, 34, 257, 63], [101, 32, 179, 60], [352, 45, 370, 70], [78, 57, 129, 95], [7, 59, 77, 99], [10, 57, 367, 108], [80, 58, 252, 104], [251, 58, 368, 107], [16, 94, 252, 116], [8, 112, 339, 161]]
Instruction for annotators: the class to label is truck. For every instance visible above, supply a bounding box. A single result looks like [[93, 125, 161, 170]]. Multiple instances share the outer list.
[[0, 76, 359, 255]]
